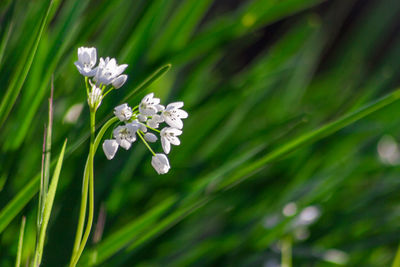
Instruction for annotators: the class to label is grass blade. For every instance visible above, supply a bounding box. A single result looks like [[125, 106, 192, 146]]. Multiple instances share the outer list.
[[34, 139, 67, 266], [0, 174, 39, 233], [80, 196, 177, 266], [122, 64, 171, 103], [217, 88, 400, 190], [0, 0, 55, 128], [15, 216, 26, 267]]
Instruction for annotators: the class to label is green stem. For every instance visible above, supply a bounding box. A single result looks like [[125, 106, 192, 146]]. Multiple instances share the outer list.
[[146, 125, 160, 133], [70, 158, 90, 265], [15, 216, 26, 267], [281, 235, 292, 267], [102, 87, 114, 99], [71, 111, 96, 267], [85, 77, 90, 95], [137, 131, 156, 156]]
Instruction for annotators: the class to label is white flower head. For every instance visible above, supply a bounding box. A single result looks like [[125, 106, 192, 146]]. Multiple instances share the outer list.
[[87, 84, 102, 110], [113, 124, 138, 150], [74, 47, 97, 77], [162, 102, 188, 129], [114, 103, 132, 121], [112, 74, 128, 89], [139, 93, 162, 116], [151, 153, 170, 174], [147, 114, 164, 129], [102, 139, 119, 160], [160, 127, 182, 154], [95, 57, 128, 85]]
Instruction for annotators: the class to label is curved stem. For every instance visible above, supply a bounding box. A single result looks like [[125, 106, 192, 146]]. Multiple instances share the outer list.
[[137, 131, 156, 156], [69, 116, 118, 267], [71, 111, 96, 266], [70, 154, 90, 265]]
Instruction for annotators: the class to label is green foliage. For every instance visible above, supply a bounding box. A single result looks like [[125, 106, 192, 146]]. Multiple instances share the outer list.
[[1, 0, 400, 266]]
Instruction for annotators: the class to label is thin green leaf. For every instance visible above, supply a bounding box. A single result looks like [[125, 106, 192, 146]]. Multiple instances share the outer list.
[[80, 196, 177, 266], [0, 174, 39, 233], [217, 89, 400, 190], [122, 64, 171, 103], [34, 139, 67, 266], [15, 216, 26, 267], [0, 0, 56, 128]]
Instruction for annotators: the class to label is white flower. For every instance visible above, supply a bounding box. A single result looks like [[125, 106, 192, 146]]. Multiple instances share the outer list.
[[137, 114, 147, 122], [102, 139, 119, 160], [95, 57, 128, 85], [131, 120, 147, 132], [74, 47, 97, 77], [162, 102, 188, 129], [113, 124, 138, 150], [160, 127, 182, 154], [112, 74, 128, 89], [144, 132, 157, 143], [114, 103, 132, 121], [151, 154, 170, 174], [139, 93, 163, 116], [147, 114, 164, 128], [87, 85, 102, 110]]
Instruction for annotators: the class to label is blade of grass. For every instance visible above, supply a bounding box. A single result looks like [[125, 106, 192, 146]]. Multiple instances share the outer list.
[[120, 0, 173, 66], [15, 216, 26, 267], [122, 64, 171, 103], [79, 196, 177, 266], [33, 139, 67, 266], [391, 243, 400, 267], [0, 0, 56, 128], [148, 0, 214, 61], [170, 0, 327, 64], [7, 0, 89, 150], [0, 10, 14, 67], [217, 88, 400, 190]]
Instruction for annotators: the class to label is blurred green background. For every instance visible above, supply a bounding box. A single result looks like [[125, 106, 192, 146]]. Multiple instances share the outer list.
[[1, 0, 400, 266]]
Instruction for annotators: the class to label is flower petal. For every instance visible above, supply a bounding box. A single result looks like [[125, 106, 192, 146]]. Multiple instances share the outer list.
[[144, 132, 157, 142], [161, 137, 171, 154], [112, 75, 128, 89], [102, 139, 119, 160]]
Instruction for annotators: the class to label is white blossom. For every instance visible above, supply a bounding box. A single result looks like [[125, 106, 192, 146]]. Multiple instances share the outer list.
[[151, 153, 170, 174], [147, 114, 164, 128], [114, 103, 132, 121], [113, 124, 138, 150], [102, 139, 119, 160], [139, 93, 162, 116], [162, 102, 188, 129], [130, 120, 147, 132], [111, 74, 128, 89], [74, 47, 97, 77], [95, 57, 128, 85], [144, 132, 157, 143], [160, 127, 182, 154], [87, 85, 102, 110], [137, 114, 147, 122]]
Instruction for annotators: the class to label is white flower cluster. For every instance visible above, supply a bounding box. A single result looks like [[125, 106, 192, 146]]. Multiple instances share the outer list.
[[74, 47, 128, 110], [102, 93, 188, 174]]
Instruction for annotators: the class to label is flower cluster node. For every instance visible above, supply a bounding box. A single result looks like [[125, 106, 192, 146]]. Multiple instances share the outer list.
[[74, 47, 128, 111], [103, 93, 188, 174]]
